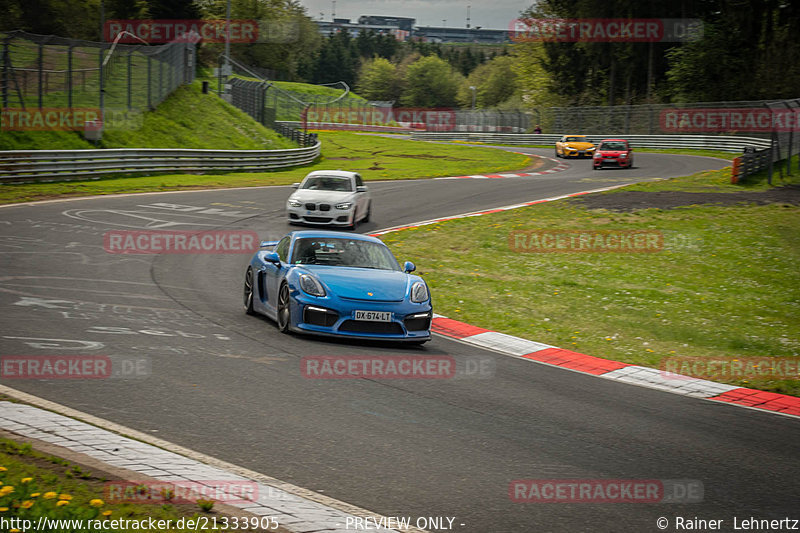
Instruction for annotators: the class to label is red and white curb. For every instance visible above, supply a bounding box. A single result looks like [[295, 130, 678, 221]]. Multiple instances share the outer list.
[[369, 190, 800, 420], [434, 155, 569, 179], [430, 316, 800, 418]]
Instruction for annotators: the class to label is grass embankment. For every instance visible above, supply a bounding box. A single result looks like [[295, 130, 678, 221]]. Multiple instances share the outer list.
[[0, 131, 530, 204], [0, 435, 263, 532], [383, 165, 800, 396], [0, 81, 295, 151]]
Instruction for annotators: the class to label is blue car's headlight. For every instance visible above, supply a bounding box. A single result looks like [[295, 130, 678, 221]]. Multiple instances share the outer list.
[[410, 281, 429, 303], [335, 202, 353, 210], [299, 274, 326, 297]]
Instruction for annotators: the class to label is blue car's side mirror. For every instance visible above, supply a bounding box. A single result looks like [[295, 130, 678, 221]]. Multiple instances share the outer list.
[[403, 261, 416, 273], [263, 251, 281, 265]]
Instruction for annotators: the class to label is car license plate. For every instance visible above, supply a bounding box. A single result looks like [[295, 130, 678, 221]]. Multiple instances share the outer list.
[[354, 310, 392, 322]]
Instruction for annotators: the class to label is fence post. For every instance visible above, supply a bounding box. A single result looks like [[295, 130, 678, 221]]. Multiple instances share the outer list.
[[37, 43, 43, 109], [98, 44, 104, 123], [67, 45, 73, 109], [147, 55, 152, 109], [127, 49, 133, 110], [2, 39, 9, 109]]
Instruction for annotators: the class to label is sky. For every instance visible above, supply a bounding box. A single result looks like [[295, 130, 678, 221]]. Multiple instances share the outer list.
[[296, 0, 534, 30]]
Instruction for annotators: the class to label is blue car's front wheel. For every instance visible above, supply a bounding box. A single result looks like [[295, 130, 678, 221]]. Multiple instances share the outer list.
[[277, 283, 291, 333], [244, 267, 255, 315]]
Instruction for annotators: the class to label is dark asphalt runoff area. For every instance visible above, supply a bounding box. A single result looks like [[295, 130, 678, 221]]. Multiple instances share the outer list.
[[1, 147, 798, 533]]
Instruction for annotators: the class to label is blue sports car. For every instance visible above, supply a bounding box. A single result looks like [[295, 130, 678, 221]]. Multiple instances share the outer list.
[[243, 230, 432, 343]]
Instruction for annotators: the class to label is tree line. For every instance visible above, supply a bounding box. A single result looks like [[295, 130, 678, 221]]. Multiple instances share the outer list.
[[3, 0, 798, 108]]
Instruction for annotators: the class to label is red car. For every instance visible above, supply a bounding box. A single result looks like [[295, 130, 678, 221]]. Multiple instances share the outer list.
[[593, 139, 634, 170]]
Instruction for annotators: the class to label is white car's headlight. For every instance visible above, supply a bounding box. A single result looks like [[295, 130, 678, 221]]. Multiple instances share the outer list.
[[335, 202, 353, 210], [410, 281, 429, 303], [288, 199, 302, 207], [299, 274, 326, 297]]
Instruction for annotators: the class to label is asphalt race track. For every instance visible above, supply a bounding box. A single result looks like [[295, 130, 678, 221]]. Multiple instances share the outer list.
[[1, 148, 798, 532]]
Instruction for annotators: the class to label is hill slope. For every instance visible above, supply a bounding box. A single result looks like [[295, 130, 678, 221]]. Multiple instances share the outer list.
[[0, 81, 296, 151]]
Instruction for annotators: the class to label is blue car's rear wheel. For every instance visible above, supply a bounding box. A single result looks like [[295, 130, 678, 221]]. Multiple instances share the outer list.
[[244, 267, 255, 315], [277, 283, 291, 333]]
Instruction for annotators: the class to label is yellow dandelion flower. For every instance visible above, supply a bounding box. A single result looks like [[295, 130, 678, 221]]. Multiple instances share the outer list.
[[1, 487, 14, 494], [21, 477, 33, 484], [58, 494, 72, 501], [20, 501, 34, 509], [10, 529, 20, 533], [0, 467, 7, 472], [102, 510, 112, 517], [56, 500, 70, 507], [30, 493, 40, 498], [43, 492, 58, 499], [90, 499, 104, 507], [0, 507, 8, 512]]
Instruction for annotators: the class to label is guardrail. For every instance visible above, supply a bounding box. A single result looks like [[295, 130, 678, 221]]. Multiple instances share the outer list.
[[0, 143, 321, 183], [409, 133, 772, 152], [731, 147, 772, 183]]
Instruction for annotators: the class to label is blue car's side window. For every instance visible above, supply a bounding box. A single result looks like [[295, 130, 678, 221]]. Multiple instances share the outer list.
[[275, 237, 290, 263]]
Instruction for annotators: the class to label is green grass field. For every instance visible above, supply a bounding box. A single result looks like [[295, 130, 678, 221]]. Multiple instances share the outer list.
[[382, 165, 800, 396]]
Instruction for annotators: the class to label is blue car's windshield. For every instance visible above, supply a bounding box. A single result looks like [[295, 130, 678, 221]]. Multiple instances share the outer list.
[[291, 238, 401, 270]]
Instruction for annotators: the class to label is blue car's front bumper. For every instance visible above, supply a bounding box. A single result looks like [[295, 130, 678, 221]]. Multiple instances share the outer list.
[[288, 287, 432, 342]]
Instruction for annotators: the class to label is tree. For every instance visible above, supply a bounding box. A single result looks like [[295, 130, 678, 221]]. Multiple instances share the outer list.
[[200, 0, 321, 82], [147, 0, 201, 19], [400, 55, 463, 108], [357, 57, 400, 102], [456, 55, 518, 108]]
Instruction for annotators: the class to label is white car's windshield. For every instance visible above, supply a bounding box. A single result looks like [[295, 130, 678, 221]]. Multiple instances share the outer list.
[[292, 238, 401, 270], [301, 176, 353, 192]]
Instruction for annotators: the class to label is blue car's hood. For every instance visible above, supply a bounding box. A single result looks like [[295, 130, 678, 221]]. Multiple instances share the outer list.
[[300, 266, 409, 301]]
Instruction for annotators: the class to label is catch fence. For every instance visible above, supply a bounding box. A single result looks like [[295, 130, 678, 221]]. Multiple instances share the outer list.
[[1, 30, 195, 116]]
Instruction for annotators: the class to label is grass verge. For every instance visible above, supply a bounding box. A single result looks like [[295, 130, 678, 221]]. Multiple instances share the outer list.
[[0, 131, 531, 205], [382, 165, 800, 396], [0, 435, 264, 532]]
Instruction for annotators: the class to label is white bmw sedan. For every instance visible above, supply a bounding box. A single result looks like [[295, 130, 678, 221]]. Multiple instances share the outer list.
[[286, 170, 372, 229]]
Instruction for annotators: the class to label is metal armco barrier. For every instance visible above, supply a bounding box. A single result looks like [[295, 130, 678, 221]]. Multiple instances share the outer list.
[[731, 147, 772, 183], [0, 144, 321, 183], [409, 132, 772, 152]]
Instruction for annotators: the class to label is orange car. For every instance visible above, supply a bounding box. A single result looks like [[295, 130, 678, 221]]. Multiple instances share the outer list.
[[555, 135, 596, 158]]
